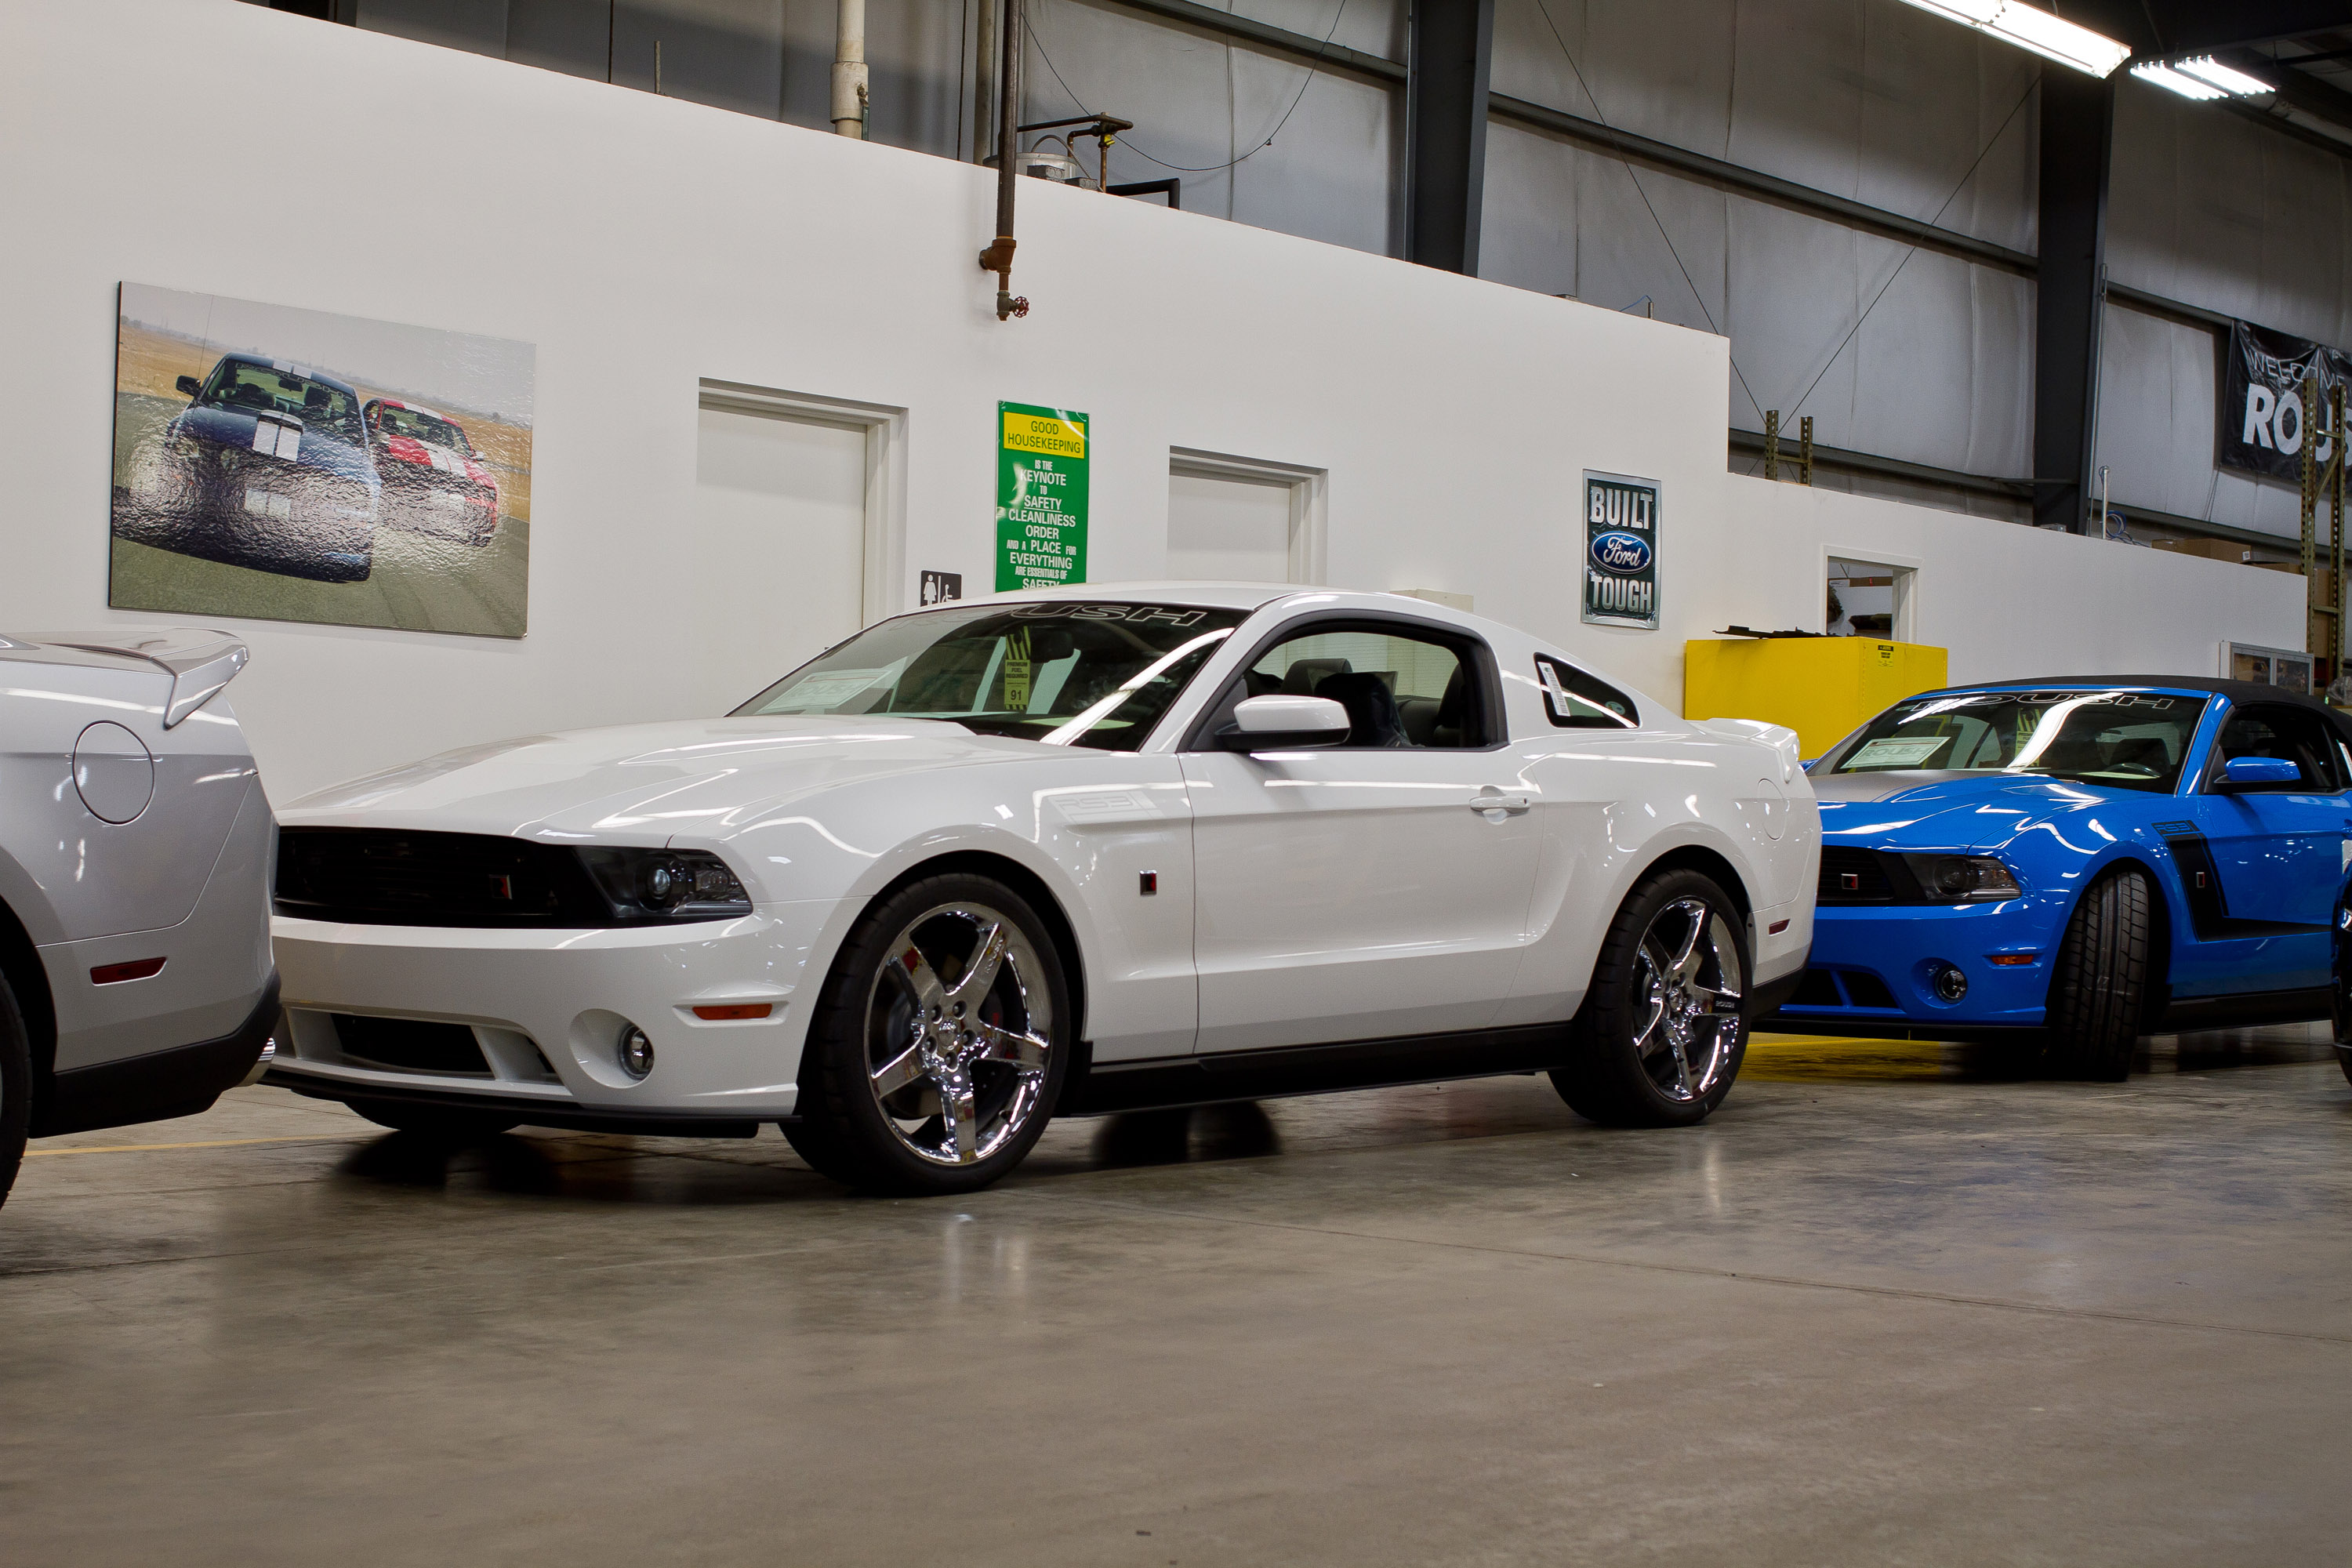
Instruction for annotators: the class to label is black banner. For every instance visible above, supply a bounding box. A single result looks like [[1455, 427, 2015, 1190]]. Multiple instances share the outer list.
[[2221, 319, 2347, 481]]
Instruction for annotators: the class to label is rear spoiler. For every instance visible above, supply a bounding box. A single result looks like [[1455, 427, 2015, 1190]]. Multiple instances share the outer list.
[[31, 629, 250, 728]]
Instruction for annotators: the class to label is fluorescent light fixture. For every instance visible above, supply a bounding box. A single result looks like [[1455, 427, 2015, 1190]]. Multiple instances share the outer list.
[[1895, 0, 2132, 78], [2174, 56, 2273, 96], [2131, 61, 2227, 100]]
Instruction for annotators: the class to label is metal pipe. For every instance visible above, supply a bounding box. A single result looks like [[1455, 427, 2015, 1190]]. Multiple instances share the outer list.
[[2336, 384, 2347, 675], [832, 0, 869, 138], [972, 0, 996, 163], [2303, 372, 2321, 655], [978, 0, 1025, 320]]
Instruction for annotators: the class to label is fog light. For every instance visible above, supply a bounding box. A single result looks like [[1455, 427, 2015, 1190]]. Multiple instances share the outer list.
[[1933, 965, 1969, 1002], [619, 1025, 655, 1079]]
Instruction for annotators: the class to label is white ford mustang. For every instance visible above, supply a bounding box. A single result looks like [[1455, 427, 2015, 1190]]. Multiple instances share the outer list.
[[267, 585, 1819, 1193]]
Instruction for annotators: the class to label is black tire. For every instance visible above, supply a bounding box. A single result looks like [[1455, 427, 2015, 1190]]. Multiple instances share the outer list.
[[2338, 1047, 2352, 1091], [1551, 869, 1751, 1127], [0, 969, 30, 1209], [345, 1098, 518, 1142], [2043, 866, 2152, 1082], [784, 872, 1073, 1196]]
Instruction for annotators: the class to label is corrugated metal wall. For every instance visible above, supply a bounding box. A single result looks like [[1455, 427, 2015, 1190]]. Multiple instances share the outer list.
[[2102, 84, 2352, 538], [342, 0, 2350, 539]]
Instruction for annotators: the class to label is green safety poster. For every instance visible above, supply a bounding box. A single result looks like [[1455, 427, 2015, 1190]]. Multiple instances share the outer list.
[[996, 402, 1089, 592]]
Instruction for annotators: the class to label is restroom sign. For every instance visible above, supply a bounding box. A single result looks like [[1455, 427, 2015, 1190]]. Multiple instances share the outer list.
[[1581, 470, 1660, 630], [996, 402, 1090, 592]]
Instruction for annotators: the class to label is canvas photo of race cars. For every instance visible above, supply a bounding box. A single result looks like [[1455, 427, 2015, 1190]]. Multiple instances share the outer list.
[[109, 282, 532, 637]]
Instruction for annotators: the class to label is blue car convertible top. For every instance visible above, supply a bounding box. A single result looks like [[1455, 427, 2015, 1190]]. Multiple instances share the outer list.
[[1764, 677, 2352, 1081]]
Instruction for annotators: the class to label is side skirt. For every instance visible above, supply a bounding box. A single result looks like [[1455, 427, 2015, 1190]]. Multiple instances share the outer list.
[[1065, 1022, 1576, 1117], [2148, 986, 2331, 1034], [1759, 1015, 2044, 1045]]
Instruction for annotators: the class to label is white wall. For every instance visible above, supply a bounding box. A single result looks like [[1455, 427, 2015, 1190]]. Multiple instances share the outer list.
[[0, 2, 2303, 803], [1702, 480, 2302, 691]]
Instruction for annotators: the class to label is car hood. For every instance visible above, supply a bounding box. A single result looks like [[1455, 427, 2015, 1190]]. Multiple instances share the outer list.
[[279, 716, 1061, 842], [1811, 768, 2156, 853], [174, 404, 378, 486]]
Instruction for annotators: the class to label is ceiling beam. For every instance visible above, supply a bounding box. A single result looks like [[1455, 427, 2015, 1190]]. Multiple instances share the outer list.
[[2033, 69, 2116, 535], [2224, 45, 2352, 136], [1404, 0, 1497, 275], [2062, 1, 2352, 57]]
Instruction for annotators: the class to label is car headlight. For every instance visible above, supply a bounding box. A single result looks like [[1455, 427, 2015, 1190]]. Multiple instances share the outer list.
[[1903, 853, 2020, 902], [577, 847, 753, 920]]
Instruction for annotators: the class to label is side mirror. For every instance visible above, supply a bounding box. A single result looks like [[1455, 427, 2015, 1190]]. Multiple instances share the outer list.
[[1216, 695, 1351, 752], [2217, 755, 2302, 790], [175, 375, 201, 397]]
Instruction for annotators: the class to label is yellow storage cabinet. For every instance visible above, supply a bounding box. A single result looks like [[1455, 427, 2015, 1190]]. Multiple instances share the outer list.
[[1684, 638, 1950, 760]]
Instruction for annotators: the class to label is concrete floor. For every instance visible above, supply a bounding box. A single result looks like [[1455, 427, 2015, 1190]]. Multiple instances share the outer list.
[[4, 1029, 2347, 1566]]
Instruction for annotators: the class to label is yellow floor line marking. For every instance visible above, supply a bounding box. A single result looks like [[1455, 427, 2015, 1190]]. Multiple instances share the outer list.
[[25, 1134, 365, 1156], [1743, 1034, 1955, 1082]]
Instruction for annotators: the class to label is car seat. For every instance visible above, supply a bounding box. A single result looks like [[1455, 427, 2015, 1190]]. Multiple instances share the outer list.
[[1399, 695, 1443, 746], [1316, 670, 1410, 748], [1432, 663, 1470, 747], [1282, 657, 1351, 695]]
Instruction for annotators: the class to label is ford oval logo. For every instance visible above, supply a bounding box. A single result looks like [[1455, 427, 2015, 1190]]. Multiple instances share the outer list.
[[1590, 531, 1651, 574]]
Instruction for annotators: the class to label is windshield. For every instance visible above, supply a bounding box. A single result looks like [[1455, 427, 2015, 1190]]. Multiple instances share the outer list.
[[1824, 689, 2209, 793], [732, 601, 1249, 750], [373, 405, 472, 453], [199, 361, 363, 442]]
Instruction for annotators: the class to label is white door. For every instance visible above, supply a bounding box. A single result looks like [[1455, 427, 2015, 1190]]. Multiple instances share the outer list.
[[1167, 468, 1295, 581], [692, 406, 866, 713], [1181, 619, 1541, 1053]]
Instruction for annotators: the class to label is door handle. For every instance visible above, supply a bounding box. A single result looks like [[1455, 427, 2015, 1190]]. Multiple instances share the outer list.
[[1471, 790, 1531, 815]]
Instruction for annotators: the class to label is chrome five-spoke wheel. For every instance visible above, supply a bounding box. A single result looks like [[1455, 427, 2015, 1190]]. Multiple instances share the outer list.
[[862, 901, 1055, 1167], [1552, 869, 1751, 1127], [1632, 896, 1744, 1103]]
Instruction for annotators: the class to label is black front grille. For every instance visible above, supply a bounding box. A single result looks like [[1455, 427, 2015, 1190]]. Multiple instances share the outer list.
[[1818, 847, 1926, 905], [1779, 967, 1901, 1011], [1789, 968, 1843, 1008], [1841, 971, 1898, 1009], [332, 1014, 491, 1076], [278, 828, 612, 927]]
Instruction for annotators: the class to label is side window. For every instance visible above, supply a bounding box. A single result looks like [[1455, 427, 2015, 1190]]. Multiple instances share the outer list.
[[1200, 620, 1492, 748], [1535, 655, 1638, 729], [2212, 705, 2343, 790]]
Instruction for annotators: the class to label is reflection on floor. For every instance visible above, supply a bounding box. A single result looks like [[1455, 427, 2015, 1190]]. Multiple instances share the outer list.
[[5, 1024, 2347, 1563], [1745, 1022, 2340, 1083]]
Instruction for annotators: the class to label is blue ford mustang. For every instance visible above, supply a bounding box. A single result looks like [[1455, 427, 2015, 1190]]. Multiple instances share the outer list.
[[1765, 677, 2352, 1079]]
